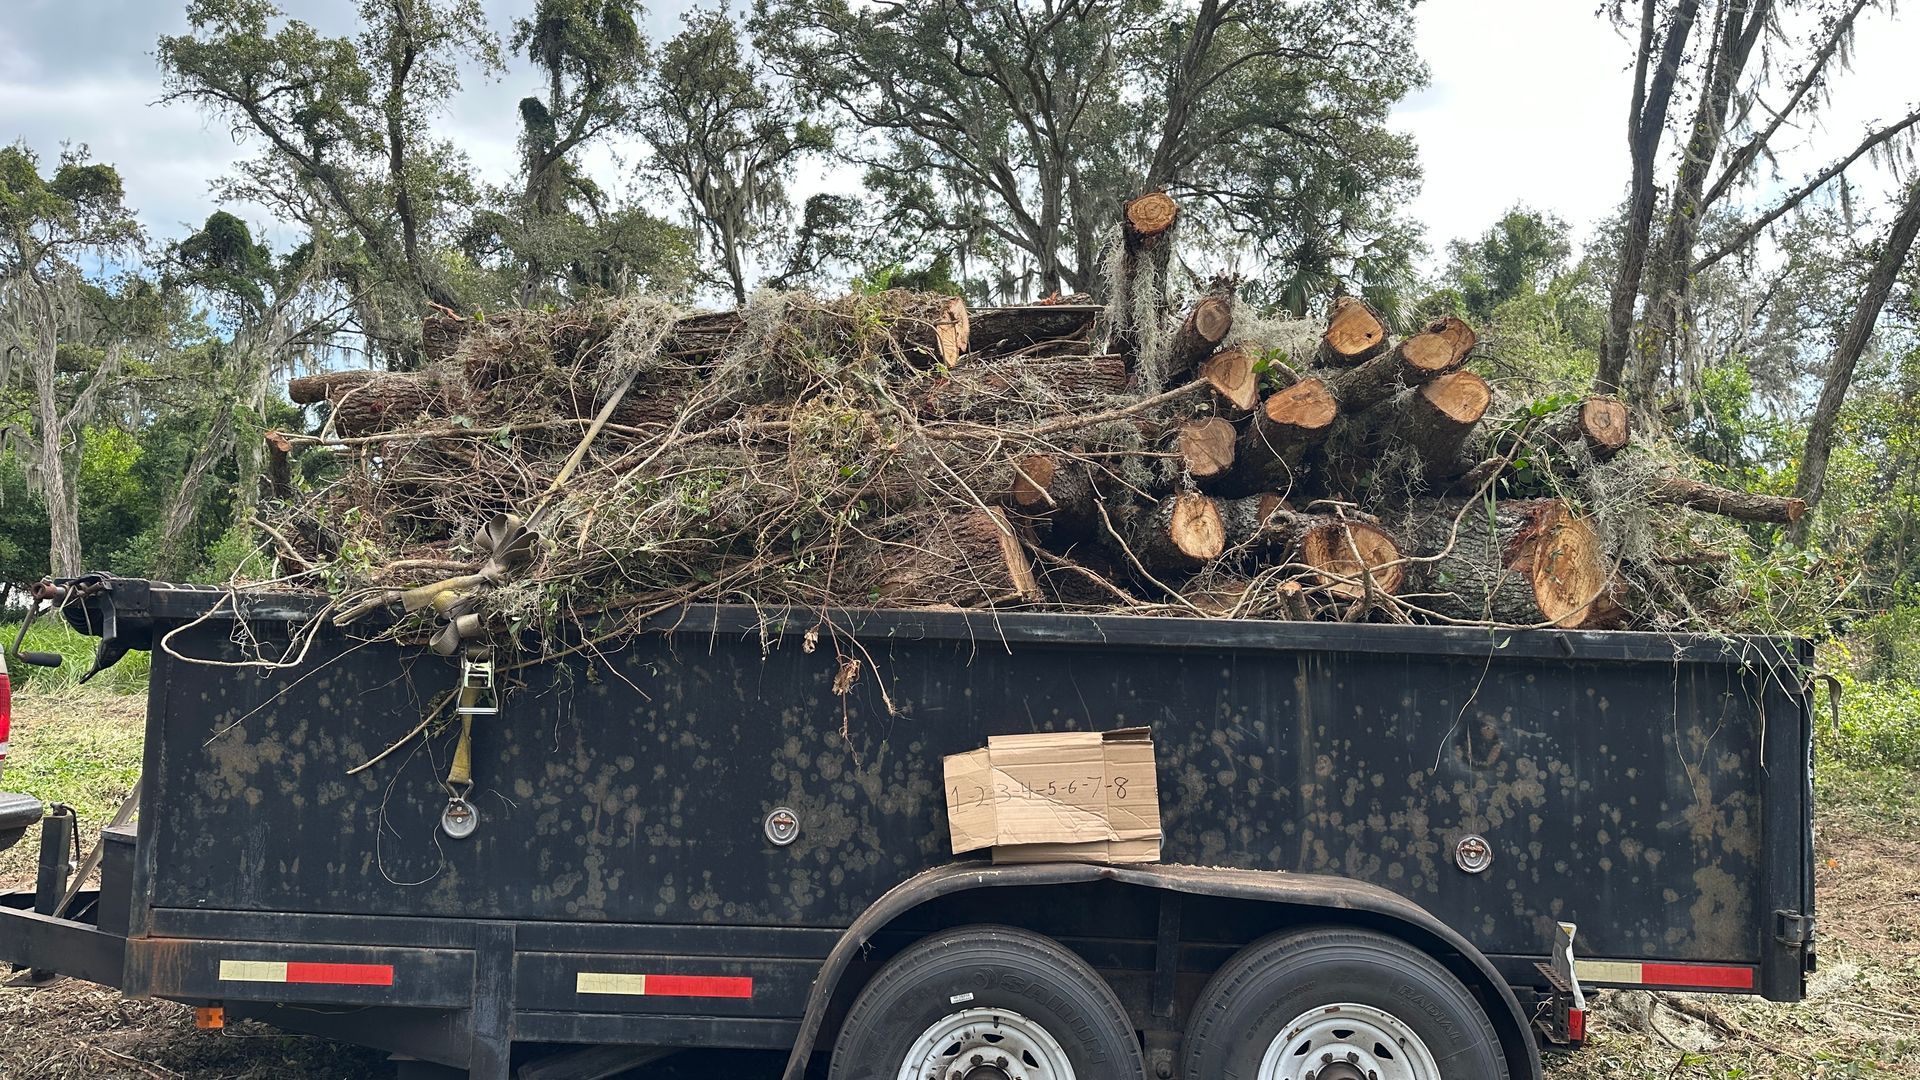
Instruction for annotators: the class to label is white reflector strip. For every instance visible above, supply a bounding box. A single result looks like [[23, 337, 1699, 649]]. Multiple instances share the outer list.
[[219, 960, 289, 983], [578, 972, 650, 995], [1575, 960, 1643, 983]]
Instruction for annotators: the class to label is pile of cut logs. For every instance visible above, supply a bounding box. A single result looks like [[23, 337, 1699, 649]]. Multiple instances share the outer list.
[[277, 192, 1804, 633]]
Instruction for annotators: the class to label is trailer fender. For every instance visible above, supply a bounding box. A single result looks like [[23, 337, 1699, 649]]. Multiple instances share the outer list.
[[779, 860, 1541, 1080]]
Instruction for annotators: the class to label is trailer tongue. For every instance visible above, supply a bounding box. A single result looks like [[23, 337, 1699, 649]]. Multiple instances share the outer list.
[[1, 579, 1815, 1079]]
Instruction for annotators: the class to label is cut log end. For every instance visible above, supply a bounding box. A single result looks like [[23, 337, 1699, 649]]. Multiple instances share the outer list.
[[1188, 296, 1233, 348], [1009, 454, 1059, 510], [1265, 378, 1338, 434], [1320, 296, 1388, 365], [1123, 191, 1179, 240], [1166, 494, 1226, 562], [1399, 315, 1478, 374], [1299, 520, 1405, 599], [1423, 370, 1492, 425], [1579, 396, 1631, 457], [1200, 348, 1261, 413], [1512, 503, 1619, 628], [932, 296, 971, 368], [1176, 418, 1237, 480]]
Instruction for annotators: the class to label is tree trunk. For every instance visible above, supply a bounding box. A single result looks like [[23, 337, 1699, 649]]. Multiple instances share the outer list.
[[1199, 347, 1261, 416], [1393, 370, 1493, 481], [1790, 177, 1920, 543], [1228, 378, 1340, 493], [1130, 492, 1225, 572], [1174, 417, 1236, 485], [1653, 476, 1806, 524], [1317, 295, 1389, 366], [1111, 191, 1180, 374], [1403, 498, 1621, 628], [874, 507, 1040, 606], [1597, 0, 1705, 396]]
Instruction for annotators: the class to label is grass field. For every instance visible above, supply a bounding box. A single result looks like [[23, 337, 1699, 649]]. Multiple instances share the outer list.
[[1, 685, 1916, 1078]]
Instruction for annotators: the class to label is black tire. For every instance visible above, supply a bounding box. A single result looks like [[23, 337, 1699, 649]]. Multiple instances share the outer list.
[[828, 923, 1147, 1080], [1182, 927, 1508, 1080]]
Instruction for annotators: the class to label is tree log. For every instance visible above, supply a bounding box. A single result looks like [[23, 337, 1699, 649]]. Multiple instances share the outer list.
[[918, 354, 1130, 420], [292, 371, 444, 436], [1112, 192, 1180, 370], [1395, 315, 1477, 376], [1650, 476, 1806, 523], [1130, 492, 1226, 572], [1403, 498, 1621, 628], [1318, 295, 1389, 366], [1395, 370, 1493, 479], [1541, 396, 1631, 461], [875, 507, 1040, 606], [288, 369, 379, 404], [1227, 378, 1339, 492], [1008, 453, 1099, 538], [1166, 289, 1234, 382], [966, 302, 1101, 358], [1199, 347, 1261, 416], [1174, 417, 1236, 484], [422, 312, 471, 362], [1220, 493, 1290, 552]]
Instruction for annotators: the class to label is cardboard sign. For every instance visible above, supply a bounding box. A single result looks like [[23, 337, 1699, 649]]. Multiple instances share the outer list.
[[944, 727, 1161, 864]]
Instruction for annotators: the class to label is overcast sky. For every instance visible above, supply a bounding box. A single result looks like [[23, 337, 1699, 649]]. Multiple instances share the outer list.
[[2, 0, 1915, 274]]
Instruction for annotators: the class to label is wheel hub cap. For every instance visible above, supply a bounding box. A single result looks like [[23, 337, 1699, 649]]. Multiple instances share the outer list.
[[897, 1006, 1076, 1080], [1258, 1002, 1441, 1080]]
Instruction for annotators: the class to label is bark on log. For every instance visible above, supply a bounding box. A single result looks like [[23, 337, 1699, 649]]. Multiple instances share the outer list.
[[1394, 370, 1493, 480], [1165, 290, 1234, 383], [422, 313, 471, 362], [1220, 493, 1290, 551], [1318, 296, 1389, 366], [966, 303, 1101, 358], [1112, 192, 1180, 370], [1199, 347, 1261, 416], [918, 354, 1130, 420], [875, 507, 1040, 606], [288, 370, 379, 404], [1228, 378, 1340, 492], [295, 371, 443, 436], [1008, 453, 1099, 538], [1175, 418, 1236, 484], [1650, 476, 1806, 523], [1130, 492, 1226, 572], [1403, 498, 1621, 628]]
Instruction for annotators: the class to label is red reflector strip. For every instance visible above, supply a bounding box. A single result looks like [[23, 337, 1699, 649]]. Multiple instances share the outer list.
[[644, 974, 753, 999], [575, 972, 753, 998], [1641, 962, 1754, 990], [285, 961, 394, 986], [1567, 1007, 1586, 1042]]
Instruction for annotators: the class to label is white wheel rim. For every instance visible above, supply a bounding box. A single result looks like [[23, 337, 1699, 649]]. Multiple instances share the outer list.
[[1257, 1001, 1442, 1080], [896, 1005, 1077, 1080]]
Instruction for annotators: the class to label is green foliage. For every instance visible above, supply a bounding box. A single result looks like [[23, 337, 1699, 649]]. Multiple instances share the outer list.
[[1, 618, 150, 696], [1822, 662, 1920, 771], [1440, 204, 1572, 320], [754, 0, 1425, 304]]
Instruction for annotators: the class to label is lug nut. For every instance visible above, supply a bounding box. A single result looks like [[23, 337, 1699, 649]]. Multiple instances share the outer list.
[[1346, 1051, 1360, 1063]]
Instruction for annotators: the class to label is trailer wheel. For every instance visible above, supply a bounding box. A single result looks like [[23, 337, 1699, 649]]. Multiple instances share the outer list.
[[827, 923, 1146, 1080], [1181, 927, 1508, 1080]]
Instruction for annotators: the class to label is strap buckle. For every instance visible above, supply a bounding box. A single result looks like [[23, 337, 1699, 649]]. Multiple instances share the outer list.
[[457, 653, 498, 716]]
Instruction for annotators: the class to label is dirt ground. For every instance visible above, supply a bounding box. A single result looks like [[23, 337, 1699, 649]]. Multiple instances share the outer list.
[[2, 693, 1915, 1079]]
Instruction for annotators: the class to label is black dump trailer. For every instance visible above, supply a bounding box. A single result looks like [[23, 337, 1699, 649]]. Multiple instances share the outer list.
[[1, 578, 1816, 1080]]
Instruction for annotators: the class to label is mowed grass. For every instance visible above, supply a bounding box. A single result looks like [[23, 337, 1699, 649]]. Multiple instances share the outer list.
[[0, 624, 146, 885]]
